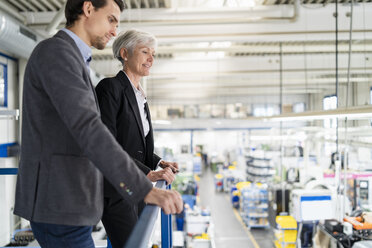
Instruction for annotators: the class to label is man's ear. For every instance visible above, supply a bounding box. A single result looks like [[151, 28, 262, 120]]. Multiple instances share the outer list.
[[82, 1, 94, 17]]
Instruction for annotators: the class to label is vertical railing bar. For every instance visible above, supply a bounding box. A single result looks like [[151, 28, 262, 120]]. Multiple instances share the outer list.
[[168, 184, 172, 248], [161, 184, 173, 248]]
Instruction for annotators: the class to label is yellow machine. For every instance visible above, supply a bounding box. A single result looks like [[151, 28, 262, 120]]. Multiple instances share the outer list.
[[275, 215, 297, 248]]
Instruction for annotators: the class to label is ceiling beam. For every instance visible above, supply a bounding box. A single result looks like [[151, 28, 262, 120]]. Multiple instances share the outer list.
[[147, 88, 322, 98], [153, 0, 159, 8], [133, 0, 141, 8], [163, 0, 172, 8], [39, 0, 57, 11], [145, 79, 354, 88], [7, 0, 27, 12], [45, 1, 67, 34], [92, 43, 372, 56], [268, 105, 372, 122], [143, 0, 150, 8], [0, 1, 27, 23], [19, 0, 38, 12], [30, 0, 47, 12], [49, 0, 63, 8], [125, 0, 132, 9]]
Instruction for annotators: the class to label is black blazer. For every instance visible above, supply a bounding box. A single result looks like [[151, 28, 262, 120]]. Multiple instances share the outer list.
[[96, 71, 161, 197]]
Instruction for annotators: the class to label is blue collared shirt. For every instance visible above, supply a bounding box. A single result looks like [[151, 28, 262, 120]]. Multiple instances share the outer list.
[[61, 28, 92, 72]]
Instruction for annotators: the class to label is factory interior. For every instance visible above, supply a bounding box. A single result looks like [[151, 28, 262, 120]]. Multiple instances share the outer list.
[[1, 0, 372, 247]]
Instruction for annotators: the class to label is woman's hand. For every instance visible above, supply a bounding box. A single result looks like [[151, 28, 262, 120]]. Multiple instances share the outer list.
[[147, 167, 175, 184], [159, 160, 179, 173]]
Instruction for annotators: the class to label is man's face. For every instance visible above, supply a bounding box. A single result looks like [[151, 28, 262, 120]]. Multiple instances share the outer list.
[[86, 0, 121, 50]]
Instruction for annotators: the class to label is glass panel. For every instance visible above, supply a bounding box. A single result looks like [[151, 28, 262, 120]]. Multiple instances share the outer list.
[[323, 95, 337, 128], [323, 95, 337, 110], [0, 65, 5, 107], [293, 102, 305, 113], [252, 104, 280, 117]]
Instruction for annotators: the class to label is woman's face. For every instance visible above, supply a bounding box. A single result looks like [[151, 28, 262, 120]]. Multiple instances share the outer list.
[[126, 45, 156, 77]]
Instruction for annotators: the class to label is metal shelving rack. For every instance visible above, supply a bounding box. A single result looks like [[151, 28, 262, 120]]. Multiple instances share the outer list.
[[240, 184, 270, 229], [245, 156, 275, 183]]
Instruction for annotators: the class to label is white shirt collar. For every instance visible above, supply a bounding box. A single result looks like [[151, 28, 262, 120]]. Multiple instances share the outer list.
[[123, 70, 147, 100]]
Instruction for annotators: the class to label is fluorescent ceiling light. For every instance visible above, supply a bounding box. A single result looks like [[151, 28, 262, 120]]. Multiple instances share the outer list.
[[249, 135, 306, 141], [153, 120, 172, 125], [266, 105, 372, 122]]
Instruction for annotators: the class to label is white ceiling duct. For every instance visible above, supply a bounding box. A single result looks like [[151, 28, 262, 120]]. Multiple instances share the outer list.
[[0, 10, 39, 59]]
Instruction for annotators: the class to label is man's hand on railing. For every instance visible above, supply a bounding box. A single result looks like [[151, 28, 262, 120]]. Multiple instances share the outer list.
[[147, 167, 175, 185], [144, 187, 183, 215]]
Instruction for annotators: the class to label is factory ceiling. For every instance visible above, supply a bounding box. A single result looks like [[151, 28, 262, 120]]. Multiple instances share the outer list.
[[0, 0, 372, 104]]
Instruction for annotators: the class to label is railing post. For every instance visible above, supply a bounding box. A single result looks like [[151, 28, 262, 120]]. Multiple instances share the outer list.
[[161, 184, 172, 248], [107, 237, 112, 248], [168, 184, 172, 247]]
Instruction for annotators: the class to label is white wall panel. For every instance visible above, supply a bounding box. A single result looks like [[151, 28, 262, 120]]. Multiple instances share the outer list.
[[0, 53, 19, 246]]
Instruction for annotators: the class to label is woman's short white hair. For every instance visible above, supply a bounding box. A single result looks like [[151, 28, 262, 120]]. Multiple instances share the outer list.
[[112, 29, 158, 65]]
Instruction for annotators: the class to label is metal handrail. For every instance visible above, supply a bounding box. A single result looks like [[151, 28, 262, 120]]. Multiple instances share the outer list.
[[124, 180, 172, 248], [0, 170, 173, 248]]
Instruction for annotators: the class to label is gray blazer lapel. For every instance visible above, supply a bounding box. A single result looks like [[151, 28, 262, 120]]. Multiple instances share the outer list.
[[55, 31, 100, 112], [89, 77, 100, 114]]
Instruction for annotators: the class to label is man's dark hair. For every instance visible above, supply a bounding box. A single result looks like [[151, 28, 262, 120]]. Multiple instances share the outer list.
[[65, 0, 124, 27]]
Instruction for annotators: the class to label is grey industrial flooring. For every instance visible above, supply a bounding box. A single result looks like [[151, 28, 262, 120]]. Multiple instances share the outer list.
[[198, 168, 275, 248]]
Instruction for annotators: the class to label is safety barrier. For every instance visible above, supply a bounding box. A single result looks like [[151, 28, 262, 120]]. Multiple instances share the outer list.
[[124, 182, 172, 248], [0, 168, 173, 248]]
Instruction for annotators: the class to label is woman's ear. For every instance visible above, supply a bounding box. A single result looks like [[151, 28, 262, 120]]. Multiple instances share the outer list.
[[120, 48, 128, 61]]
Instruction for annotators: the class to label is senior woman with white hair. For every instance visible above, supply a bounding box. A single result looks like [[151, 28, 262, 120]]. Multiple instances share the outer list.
[[95, 29, 179, 248]]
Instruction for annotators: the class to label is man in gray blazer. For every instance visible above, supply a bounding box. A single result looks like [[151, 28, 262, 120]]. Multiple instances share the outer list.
[[13, 0, 182, 247]]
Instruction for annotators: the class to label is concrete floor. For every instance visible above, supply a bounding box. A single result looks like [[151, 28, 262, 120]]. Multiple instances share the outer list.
[[198, 168, 275, 248]]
